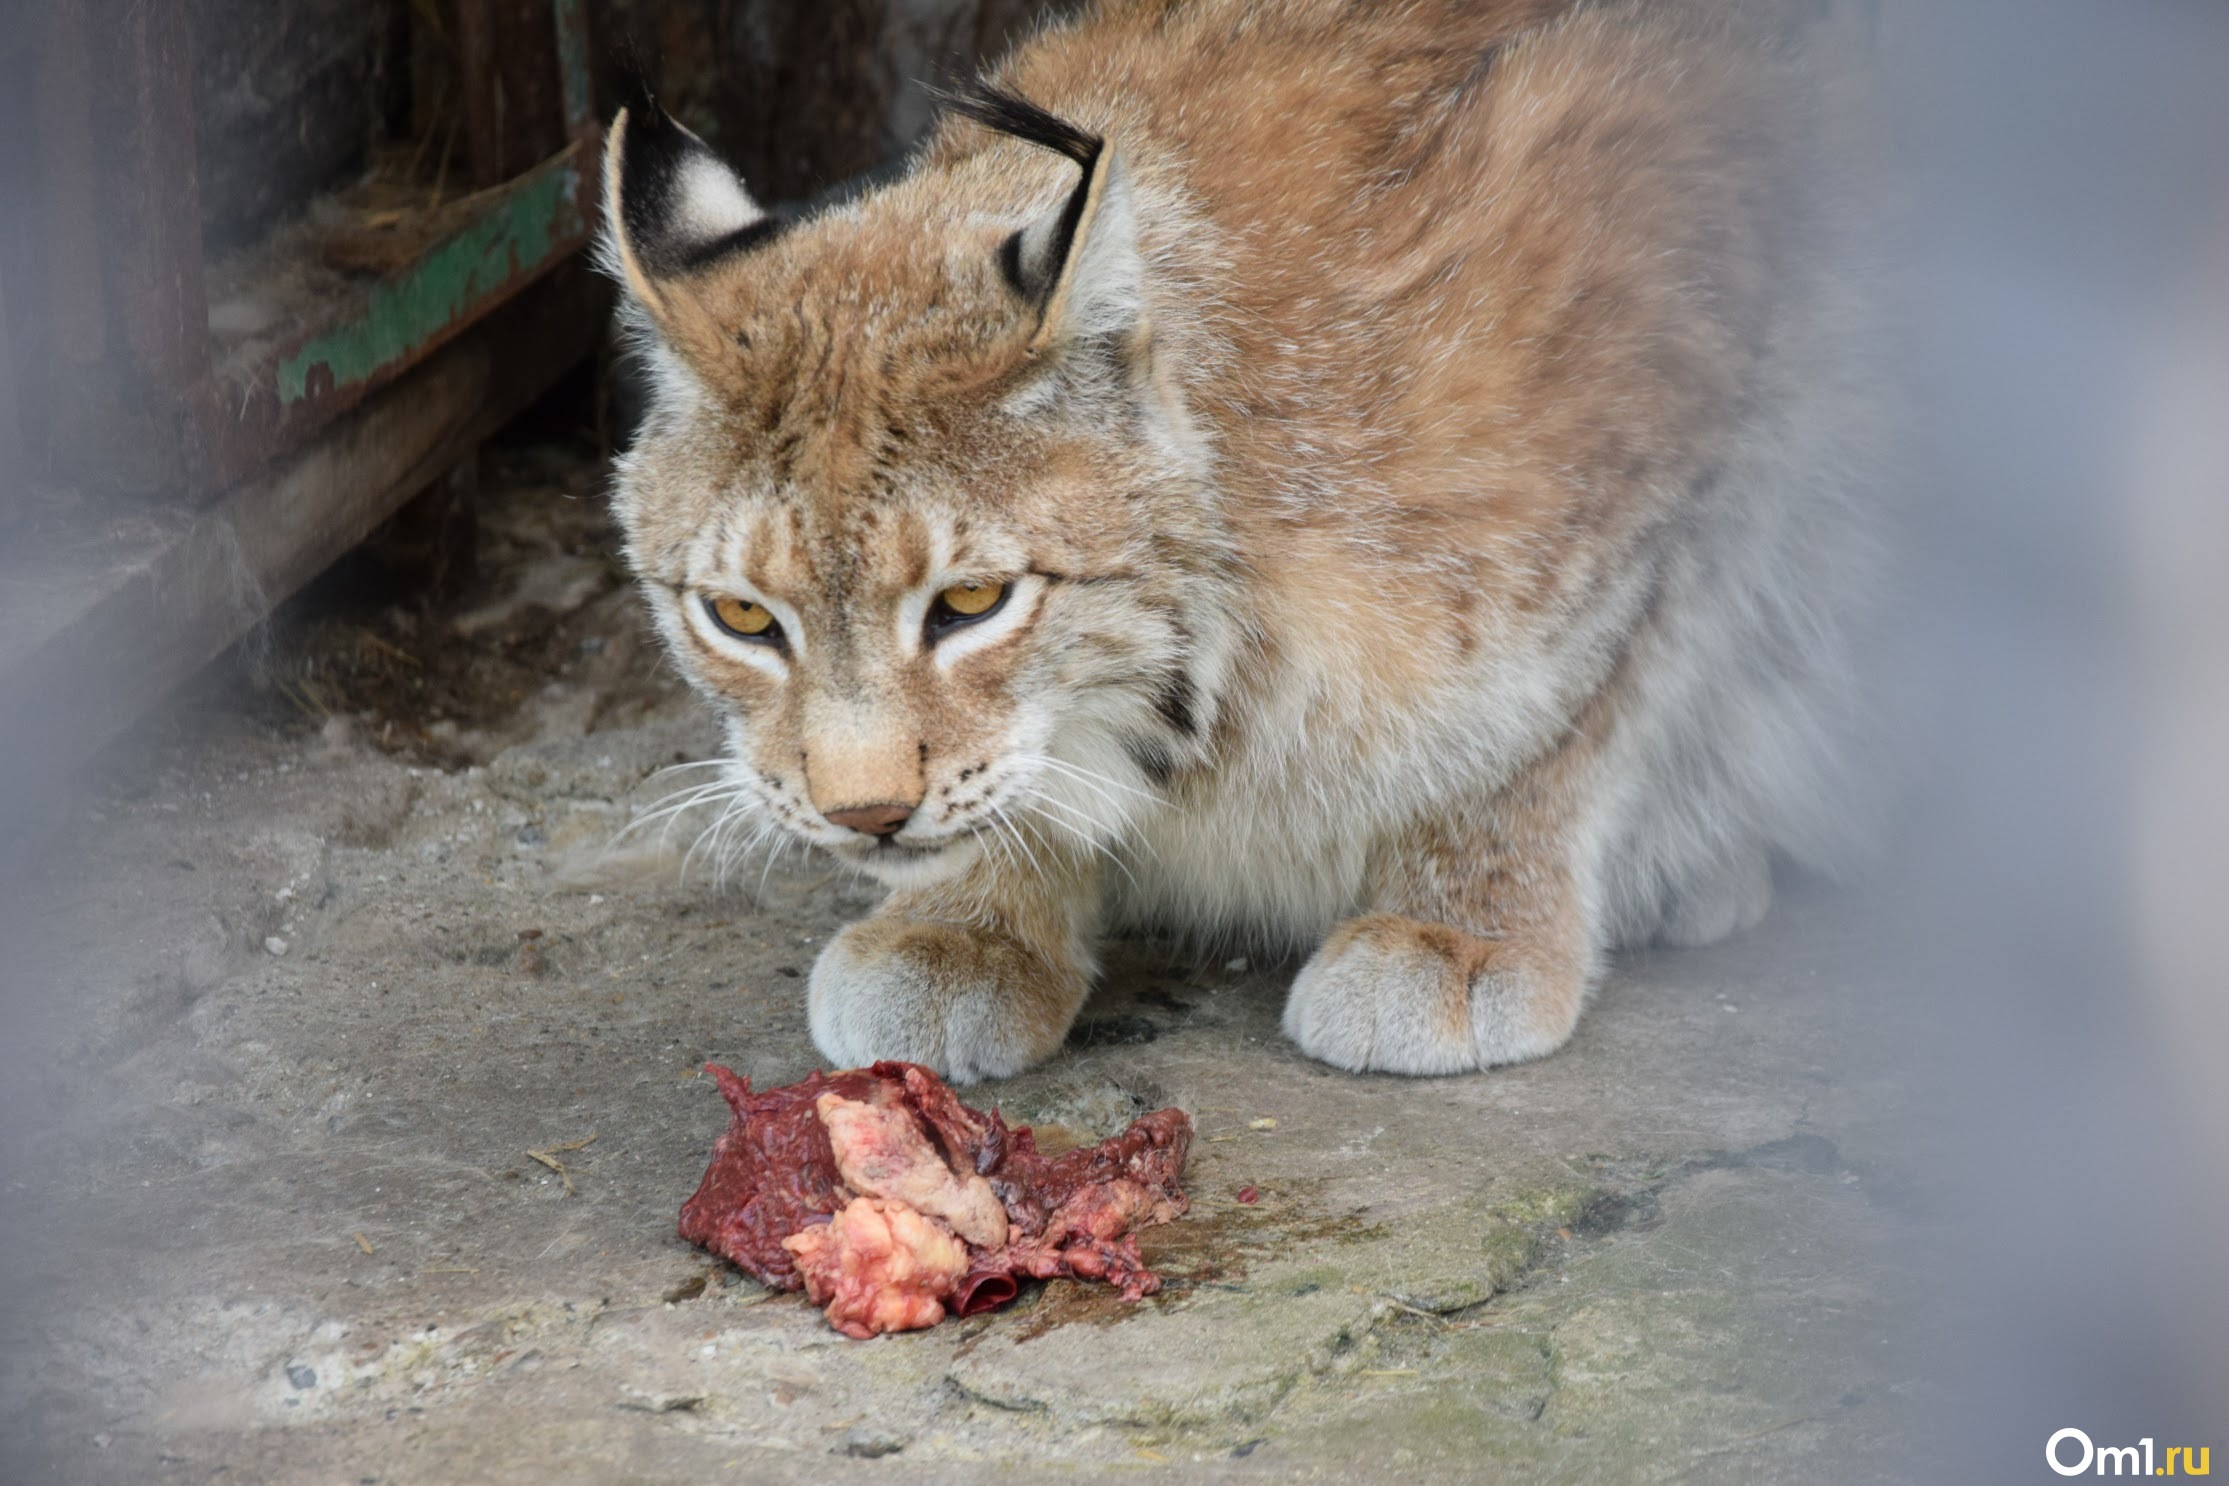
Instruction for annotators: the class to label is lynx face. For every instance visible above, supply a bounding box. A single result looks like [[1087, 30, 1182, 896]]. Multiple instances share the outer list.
[[603, 100, 1224, 891]]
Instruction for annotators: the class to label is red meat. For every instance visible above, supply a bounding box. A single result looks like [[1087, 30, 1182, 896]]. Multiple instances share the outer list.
[[678, 1061, 1192, 1336]]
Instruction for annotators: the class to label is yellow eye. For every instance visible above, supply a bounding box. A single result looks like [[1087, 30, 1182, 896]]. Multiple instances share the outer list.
[[938, 581, 1006, 618], [707, 595, 776, 638]]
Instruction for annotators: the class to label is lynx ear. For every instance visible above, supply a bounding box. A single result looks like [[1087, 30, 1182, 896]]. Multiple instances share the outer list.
[[1016, 148, 1143, 358], [599, 103, 776, 336], [951, 85, 1144, 360]]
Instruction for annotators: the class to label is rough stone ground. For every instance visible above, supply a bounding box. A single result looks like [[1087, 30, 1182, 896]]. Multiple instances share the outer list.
[[0, 447, 1946, 1484]]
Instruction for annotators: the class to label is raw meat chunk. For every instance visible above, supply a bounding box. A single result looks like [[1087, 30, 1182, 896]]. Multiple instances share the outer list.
[[678, 1061, 1191, 1336]]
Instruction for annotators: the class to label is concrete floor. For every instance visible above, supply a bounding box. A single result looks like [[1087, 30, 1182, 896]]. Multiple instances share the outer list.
[[0, 454, 1946, 1483]]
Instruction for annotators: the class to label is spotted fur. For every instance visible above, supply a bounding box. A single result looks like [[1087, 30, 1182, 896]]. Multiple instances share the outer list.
[[601, 0, 1892, 1082]]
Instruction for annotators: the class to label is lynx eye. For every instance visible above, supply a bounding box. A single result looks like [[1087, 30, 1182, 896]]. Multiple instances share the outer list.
[[940, 582, 1006, 617], [705, 594, 779, 642], [926, 580, 1010, 641]]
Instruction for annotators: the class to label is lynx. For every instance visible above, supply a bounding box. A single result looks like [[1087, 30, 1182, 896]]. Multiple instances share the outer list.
[[600, 0, 1889, 1082]]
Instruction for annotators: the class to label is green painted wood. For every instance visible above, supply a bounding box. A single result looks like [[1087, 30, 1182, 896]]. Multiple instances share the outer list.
[[274, 153, 584, 406]]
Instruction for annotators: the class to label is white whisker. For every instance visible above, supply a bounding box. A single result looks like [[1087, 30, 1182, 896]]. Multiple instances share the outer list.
[[643, 758, 732, 781], [1027, 776, 1160, 869], [682, 790, 758, 886], [615, 775, 749, 846], [974, 818, 1015, 879], [753, 821, 796, 903], [1033, 753, 1162, 807], [1019, 792, 1141, 889], [982, 802, 1051, 882]]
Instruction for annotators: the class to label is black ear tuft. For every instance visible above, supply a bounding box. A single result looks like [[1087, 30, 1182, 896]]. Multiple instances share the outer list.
[[605, 41, 658, 127], [943, 81, 1103, 170], [610, 98, 782, 281]]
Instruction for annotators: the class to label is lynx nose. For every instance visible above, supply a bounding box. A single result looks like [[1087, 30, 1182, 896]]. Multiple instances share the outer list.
[[823, 802, 914, 838]]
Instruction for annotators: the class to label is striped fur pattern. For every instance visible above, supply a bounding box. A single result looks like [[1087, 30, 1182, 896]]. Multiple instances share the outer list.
[[600, 0, 1891, 1081]]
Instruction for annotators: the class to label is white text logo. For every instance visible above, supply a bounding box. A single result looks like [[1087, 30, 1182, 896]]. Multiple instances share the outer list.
[[2047, 1429, 2211, 1477]]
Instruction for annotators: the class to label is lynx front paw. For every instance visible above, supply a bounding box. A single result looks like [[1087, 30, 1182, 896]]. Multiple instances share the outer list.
[[806, 914, 1087, 1083], [1281, 913, 1585, 1075]]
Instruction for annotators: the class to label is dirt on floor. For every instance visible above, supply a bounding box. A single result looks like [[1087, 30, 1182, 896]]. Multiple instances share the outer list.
[[0, 444, 1951, 1484]]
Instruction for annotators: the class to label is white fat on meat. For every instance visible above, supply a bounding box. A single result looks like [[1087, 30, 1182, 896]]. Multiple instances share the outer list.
[[813, 1091, 1010, 1248]]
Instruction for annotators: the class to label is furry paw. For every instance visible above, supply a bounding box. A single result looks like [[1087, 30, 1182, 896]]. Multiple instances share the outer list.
[[1281, 913, 1584, 1075], [806, 914, 1087, 1083]]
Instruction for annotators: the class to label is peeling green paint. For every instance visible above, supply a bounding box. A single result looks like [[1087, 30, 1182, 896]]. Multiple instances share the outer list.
[[275, 158, 583, 406]]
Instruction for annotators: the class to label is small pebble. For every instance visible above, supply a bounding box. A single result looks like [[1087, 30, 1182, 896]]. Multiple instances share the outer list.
[[285, 1363, 317, 1390], [264, 936, 289, 957], [1235, 1185, 1260, 1205]]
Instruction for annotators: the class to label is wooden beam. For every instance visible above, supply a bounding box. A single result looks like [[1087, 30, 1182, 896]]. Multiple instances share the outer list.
[[0, 263, 605, 798]]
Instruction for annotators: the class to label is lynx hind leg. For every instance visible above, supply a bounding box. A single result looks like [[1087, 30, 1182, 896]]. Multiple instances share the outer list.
[[1282, 778, 1599, 1076], [808, 868, 1098, 1084], [1655, 840, 1773, 949]]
